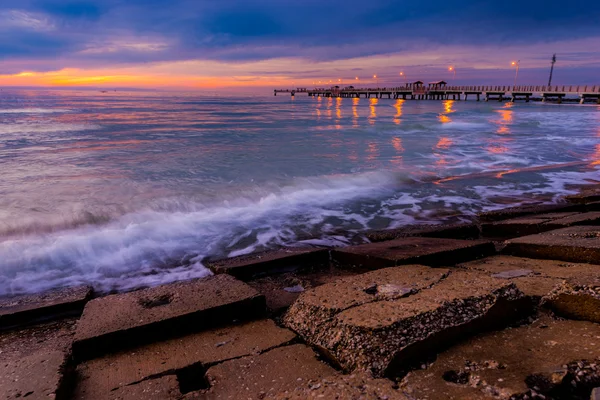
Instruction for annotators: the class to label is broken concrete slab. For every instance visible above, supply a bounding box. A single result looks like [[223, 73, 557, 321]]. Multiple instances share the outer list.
[[478, 203, 582, 222], [77, 375, 182, 400], [272, 372, 409, 400], [566, 185, 600, 204], [365, 223, 480, 243], [285, 269, 527, 377], [0, 285, 92, 330], [402, 316, 600, 399], [73, 319, 295, 397], [203, 344, 336, 399], [205, 248, 329, 280], [73, 275, 265, 360], [332, 237, 495, 269], [503, 225, 600, 264], [248, 267, 360, 314], [0, 319, 77, 400], [459, 255, 600, 301], [544, 276, 600, 324], [282, 265, 447, 330], [544, 212, 600, 229], [481, 212, 581, 238]]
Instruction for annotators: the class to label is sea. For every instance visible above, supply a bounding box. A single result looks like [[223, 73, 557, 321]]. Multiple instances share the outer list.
[[0, 89, 599, 295]]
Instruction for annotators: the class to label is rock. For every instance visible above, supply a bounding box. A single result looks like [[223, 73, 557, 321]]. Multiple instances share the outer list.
[[283, 284, 304, 293], [284, 265, 447, 329], [73, 319, 295, 398], [203, 344, 336, 399], [73, 275, 265, 360], [402, 316, 600, 399], [365, 223, 480, 242], [479, 203, 582, 222], [285, 268, 527, 377], [460, 255, 600, 302], [205, 248, 329, 280], [482, 212, 580, 238], [248, 267, 360, 314], [544, 276, 600, 323], [566, 185, 600, 204], [332, 237, 495, 270], [272, 372, 409, 399], [491, 269, 534, 279], [592, 387, 600, 400], [0, 319, 76, 400], [90, 375, 182, 400], [0, 285, 92, 330], [503, 225, 600, 264], [544, 212, 600, 229]]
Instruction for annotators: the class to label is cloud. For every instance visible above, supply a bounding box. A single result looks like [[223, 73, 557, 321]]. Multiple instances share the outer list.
[[0, 0, 599, 86]]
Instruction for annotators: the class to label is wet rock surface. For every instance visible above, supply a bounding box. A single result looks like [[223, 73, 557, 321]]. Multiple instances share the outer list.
[[202, 344, 336, 399], [5, 196, 600, 400], [247, 266, 361, 314], [0, 319, 77, 400], [365, 223, 480, 242], [478, 203, 582, 222], [73, 275, 265, 360], [544, 276, 600, 323], [332, 237, 495, 269], [272, 372, 409, 399], [73, 319, 295, 398], [402, 316, 600, 399], [482, 212, 581, 238], [504, 225, 600, 264], [460, 255, 600, 301], [205, 248, 329, 280], [0, 285, 92, 329], [285, 268, 526, 376]]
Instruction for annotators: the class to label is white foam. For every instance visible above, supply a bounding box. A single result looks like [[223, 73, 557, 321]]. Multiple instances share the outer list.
[[0, 170, 398, 295]]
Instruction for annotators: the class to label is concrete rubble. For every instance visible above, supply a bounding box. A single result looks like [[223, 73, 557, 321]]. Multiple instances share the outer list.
[[1, 206, 600, 400]]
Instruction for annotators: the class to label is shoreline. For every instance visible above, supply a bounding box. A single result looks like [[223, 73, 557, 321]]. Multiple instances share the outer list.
[[1, 183, 600, 399]]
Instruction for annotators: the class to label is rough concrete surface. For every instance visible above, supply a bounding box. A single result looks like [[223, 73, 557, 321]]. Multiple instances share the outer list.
[[332, 237, 494, 269], [271, 372, 409, 399], [73, 319, 295, 398], [0, 285, 92, 329], [460, 255, 600, 300], [285, 269, 525, 376], [202, 344, 336, 399], [0, 319, 76, 400], [503, 225, 600, 264], [402, 316, 600, 399], [205, 248, 329, 280], [74, 275, 265, 360]]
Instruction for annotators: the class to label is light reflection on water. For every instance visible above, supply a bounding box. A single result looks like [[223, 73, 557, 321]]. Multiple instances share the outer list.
[[0, 89, 599, 294]]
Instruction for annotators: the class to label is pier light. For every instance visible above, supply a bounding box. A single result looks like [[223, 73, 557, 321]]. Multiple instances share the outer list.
[[448, 66, 456, 81], [511, 60, 520, 87]]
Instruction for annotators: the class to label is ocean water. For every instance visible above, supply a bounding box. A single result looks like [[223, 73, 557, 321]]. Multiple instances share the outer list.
[[0, 89, 599, 295]]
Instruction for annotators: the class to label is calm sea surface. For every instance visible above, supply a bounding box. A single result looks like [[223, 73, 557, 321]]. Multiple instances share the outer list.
[[1, 89, 599, 294]]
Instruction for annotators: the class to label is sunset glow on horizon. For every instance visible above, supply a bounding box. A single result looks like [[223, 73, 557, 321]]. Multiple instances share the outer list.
[[1, 0, 599, 89]]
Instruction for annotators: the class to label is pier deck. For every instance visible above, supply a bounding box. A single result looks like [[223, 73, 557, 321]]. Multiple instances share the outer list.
[[274, 85, 600, 103]]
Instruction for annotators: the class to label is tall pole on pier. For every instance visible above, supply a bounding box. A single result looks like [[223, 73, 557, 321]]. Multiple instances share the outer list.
[[374, 74, 378, 87], [548, 54, 556, 86], [511, 60, 520, 88]]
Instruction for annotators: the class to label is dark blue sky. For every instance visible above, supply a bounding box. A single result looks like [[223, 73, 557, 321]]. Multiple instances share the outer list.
[[1, 0, 599, 87]]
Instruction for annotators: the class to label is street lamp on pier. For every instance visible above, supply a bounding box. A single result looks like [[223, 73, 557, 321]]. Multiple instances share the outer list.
[[373, 74, 378, 87], [400, 71, 406, 86], [511, 60, 520, 88], [448, 66, 456, 82]]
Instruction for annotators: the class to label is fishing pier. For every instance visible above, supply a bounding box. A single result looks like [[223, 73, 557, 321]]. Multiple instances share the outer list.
[[275, 82, 600, 104]]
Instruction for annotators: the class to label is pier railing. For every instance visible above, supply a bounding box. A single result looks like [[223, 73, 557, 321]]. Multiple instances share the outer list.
[[275, 85, 600, 94]]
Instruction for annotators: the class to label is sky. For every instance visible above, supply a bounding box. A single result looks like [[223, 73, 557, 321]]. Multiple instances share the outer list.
[[0, 0, 599, 89]]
